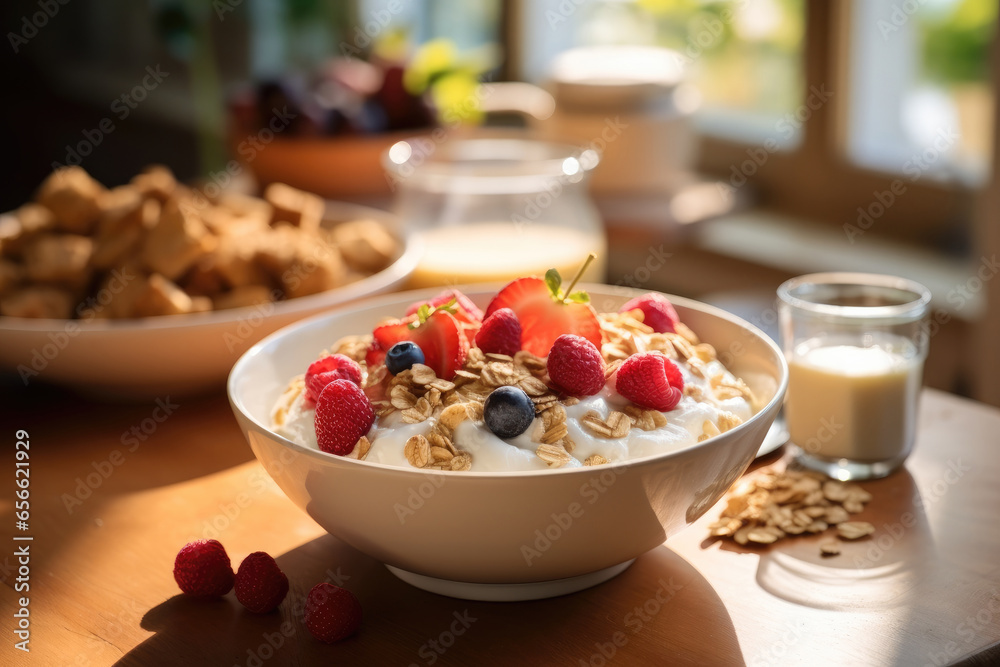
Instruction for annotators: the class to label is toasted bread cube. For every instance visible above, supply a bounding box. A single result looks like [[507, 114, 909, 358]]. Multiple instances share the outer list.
[[253, 226, 300, 278], [0, 260, 23, 295], [213, 235, 269, 288], [253, 226, 345, 299], [97, 185, 145, 236], [91, 226, 143, 271], [17, 203, 57, 236], [280, 241, 345, 299], [202, 207, 271, 238], [180, 255, 227, 297], [131, 165, 177, 203], [1, 205, 57, 258], [23, 234, 94, 285], [35, 166, 105, 234], [198, 207, 238, 236], [216, 191, 273, 227], [91, 198, 159, 271], [0, 213, 17, 258], [0, 286, 74, 319], [213, 285, 275, 310], [264, 183, 323, 233], [96, 266, 149, 319], [131, 273, 199, 317], [330, 218, 399, 273], [190, 295, 213, 313], [141, 198, 217, 280]]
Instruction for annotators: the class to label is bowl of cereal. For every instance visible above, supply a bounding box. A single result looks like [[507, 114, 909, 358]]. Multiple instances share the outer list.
[[228, 281, 786, 600], [0, 166, 419, 397]]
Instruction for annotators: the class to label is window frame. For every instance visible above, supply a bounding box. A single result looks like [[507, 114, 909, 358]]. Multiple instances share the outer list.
[[697, 0, 975, 247]]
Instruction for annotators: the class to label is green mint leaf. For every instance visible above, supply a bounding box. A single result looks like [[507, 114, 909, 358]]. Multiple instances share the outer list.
[[545, 269, 563, 299], [436, 298, 458, 314], [567, 290, 590, 304]]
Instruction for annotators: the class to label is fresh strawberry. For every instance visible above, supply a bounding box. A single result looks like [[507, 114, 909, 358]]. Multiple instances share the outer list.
[[475, 308, 522, 356], [547, 334, 606, 396], [304, 354, 363, 405], [614, 352, 684, 412], [365, 319, 411, 368], [365, 308, 468, 380], [235, 552, 289, 613], [315, 379, 376, 455], [619, 293, 679, 333], [484, 260, 602, 357], [173, 539, 235, 598], [304, 583, 362, 643], [406, 289, 483, 327]]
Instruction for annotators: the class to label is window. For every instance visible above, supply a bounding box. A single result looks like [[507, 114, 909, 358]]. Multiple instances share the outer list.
[[517, 0, 805, 144], [847, 0, 995, 185]]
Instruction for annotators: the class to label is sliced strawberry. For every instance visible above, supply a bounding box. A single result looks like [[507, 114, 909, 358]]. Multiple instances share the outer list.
[[364, 339, 385, 370], [366, 319, 410, 368], [411, 310, 468, 380], [364, 310, 468, 380], [406, 289, 483, 327], [484, 276, 602, 357]]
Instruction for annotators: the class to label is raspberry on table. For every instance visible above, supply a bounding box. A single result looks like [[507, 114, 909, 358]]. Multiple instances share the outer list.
[[234, 551, 289, 613], [304, 582, 362, 643], [173, 539, 235, 598]]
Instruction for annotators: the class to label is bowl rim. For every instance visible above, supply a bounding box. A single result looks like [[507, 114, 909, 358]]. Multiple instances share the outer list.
[[228, 283, 789, 479], [0, 201, 421, 334]]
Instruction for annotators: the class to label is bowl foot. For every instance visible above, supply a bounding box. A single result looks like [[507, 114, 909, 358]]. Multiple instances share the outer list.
[[385, 559, 635, 601]]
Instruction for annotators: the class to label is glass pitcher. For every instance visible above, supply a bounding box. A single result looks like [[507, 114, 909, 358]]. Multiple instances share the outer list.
[[382, 133, 607, 289]]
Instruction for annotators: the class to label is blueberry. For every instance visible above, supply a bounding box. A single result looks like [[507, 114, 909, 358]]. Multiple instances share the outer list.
[[484, 386, 536, 439], [385, 341, 425, 375]]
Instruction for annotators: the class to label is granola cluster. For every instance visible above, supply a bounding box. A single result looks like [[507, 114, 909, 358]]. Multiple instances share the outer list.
[[317, 311, 758, 472]]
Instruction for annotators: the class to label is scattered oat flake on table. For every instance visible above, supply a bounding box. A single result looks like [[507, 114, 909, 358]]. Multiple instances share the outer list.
[[819, 538, 842, 556], [708, 467, 873, 556], [837, 521, 876, 540]]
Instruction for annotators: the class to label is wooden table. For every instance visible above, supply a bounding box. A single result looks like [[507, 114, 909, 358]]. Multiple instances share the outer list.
[[3, 384, 999, 666]]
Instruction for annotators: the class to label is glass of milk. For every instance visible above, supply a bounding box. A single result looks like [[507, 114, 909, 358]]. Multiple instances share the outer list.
[[777, 273, 931, 480]]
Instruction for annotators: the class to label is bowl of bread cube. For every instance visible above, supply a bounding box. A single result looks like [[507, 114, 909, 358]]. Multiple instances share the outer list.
[[0, 165, 419, 398]]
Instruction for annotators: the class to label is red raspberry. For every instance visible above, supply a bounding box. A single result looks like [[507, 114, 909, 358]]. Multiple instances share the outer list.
[[315, 379, 376, 455], [234, 552, 289, 613], [615, 352, 684, 411], [547, 334, 606, 396], [173, 540, 234, 598], [475, 308, 522, 356], [305, 355, 363, 405], [619, 293, 679, 333], [304, 583, 362, 643]]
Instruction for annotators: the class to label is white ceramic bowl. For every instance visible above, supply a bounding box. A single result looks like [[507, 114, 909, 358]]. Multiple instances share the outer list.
[[0, 202, 419, 398], [228, 286, 787, 600]]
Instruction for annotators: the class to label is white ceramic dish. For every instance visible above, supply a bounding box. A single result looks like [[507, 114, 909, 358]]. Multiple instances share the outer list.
[[0, 202, 419, 398], [228, 285, 787, 601]]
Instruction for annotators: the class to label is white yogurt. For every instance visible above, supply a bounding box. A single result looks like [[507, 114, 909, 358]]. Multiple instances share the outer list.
[[273, 358, 753, 473]]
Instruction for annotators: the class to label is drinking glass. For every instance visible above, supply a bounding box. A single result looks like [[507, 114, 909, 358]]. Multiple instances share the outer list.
[[382, 133, 607, 288], [777, 273, 931, 480]]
